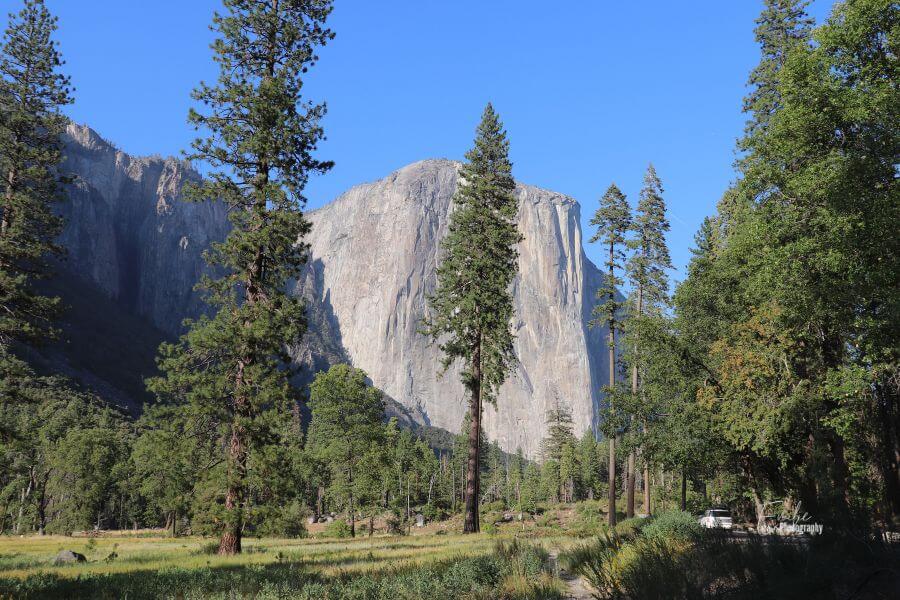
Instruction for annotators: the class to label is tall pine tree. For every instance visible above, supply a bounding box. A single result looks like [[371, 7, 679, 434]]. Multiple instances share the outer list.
[[625, 164, 672, 517], [0, 0, 72, 350], [424, 103, 521, 534], [148, 0, 333, 555], [590, 183, 631, 526]]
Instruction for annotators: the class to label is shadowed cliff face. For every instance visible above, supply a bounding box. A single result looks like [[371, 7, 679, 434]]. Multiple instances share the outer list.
[[294, 159, 609, 458], [53, 127, 609, 453], [32, 124, 230, 411], [58, 123, 228, 337]]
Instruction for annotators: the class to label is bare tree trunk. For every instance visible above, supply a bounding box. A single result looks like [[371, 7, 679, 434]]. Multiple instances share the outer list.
[[680, 471, 687, 512], [463, 339, 482, 534], [643, 429, 651, 515], [219, 411, 247, 554], [626, 285, 643, 519], [626, 451, 635, 518], [349, 459, 356, 538], [608, 321, 617, 527]]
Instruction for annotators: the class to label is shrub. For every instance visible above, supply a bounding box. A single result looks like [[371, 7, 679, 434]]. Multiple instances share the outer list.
[[640, 511, 701, 543], [321, 519, 352, 539], [570, 503, 608, 538], [613, 516, 647, 540]]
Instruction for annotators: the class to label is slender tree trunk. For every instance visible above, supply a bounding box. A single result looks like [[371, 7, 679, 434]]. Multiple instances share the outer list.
[[680, 471, 687, 512], [349, 457, 356, 538], [36, 473, 47, 536], [627, 285, 643, 518], [607, 324, 617, 526], [626, 451, 635, 518], [642, 425, 651, 514], [463, 339, 482, 533]]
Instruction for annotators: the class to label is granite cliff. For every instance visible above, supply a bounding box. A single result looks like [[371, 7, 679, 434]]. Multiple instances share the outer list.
[[293, 159, 608, 457], [45, 125, 609, 456]]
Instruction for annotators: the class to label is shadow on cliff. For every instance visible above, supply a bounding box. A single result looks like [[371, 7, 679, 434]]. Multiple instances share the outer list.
[[293, 258, 451, 448]]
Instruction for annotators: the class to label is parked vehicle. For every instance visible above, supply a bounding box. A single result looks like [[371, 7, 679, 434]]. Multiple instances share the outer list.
[[699, 509, 733, 529]]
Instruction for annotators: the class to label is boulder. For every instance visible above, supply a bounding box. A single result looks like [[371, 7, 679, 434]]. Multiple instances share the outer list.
[[53, 550, 87, 565]]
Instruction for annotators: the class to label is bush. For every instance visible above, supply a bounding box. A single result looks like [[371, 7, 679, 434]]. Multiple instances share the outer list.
[[321, 519, 352, 539], [570, 502, 608, 538], [640, 511, 701, 543], [252, 501, 309, 538], [613, 516, 647, 538]]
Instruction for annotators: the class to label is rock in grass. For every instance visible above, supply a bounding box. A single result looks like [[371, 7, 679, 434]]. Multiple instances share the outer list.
[[53, 550, 87, 565]]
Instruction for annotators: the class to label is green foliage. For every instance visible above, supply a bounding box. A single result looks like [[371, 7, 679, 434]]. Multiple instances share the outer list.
[[423, 103, 521, 533], [320, 518, 351, 539], [146, 0, 334, 552], [423, 103, 521, 403], [0, 369, 135, 535], [589, 184, 630, 332], [306, 364, 384, 536], [640, 511, 701, 543], [0, 0, 72, 348]]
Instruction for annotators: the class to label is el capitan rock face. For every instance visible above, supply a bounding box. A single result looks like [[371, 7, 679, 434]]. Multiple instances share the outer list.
[[54, 126, 609, 455], [294, 159, 609, 457]]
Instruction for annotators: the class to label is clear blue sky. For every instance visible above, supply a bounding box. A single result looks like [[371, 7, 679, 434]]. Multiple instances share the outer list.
[[4, 0, 836, 287]]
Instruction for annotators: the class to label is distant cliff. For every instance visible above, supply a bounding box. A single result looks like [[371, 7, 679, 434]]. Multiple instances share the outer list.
[[46, 125, 609, 456]]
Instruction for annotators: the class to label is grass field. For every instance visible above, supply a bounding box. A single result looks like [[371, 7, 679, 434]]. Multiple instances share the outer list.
[[0, 530, 571, 599]]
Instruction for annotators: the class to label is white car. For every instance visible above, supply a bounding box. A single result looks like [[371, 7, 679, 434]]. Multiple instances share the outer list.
[[699, 509, 733, 530]]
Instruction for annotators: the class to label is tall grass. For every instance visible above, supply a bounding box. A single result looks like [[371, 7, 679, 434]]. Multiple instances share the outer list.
[[562, 511, 900, 599], [0, 535, 564, 599]]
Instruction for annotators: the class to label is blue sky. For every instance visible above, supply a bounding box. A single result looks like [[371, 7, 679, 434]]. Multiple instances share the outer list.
[[5, 0, 836, 288]]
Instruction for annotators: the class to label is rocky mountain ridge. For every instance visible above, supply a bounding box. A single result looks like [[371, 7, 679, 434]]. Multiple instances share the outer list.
[[42, 124, 609, 457]]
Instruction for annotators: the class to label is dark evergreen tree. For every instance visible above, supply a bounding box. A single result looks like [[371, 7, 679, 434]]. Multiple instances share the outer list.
[[423, 103, 521, 533], [0, 0, 72, 350], [589, 183, 631, 526], [147, 0, 334, 554]]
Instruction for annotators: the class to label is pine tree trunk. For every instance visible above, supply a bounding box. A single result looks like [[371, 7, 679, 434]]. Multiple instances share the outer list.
[[627, 284, 642, 519], [219, 403, 247, 555], [607, 324, 617, 527], [642, 457, 651, 515], [463, 341, 482, 534], [626, 452, 635, 518]]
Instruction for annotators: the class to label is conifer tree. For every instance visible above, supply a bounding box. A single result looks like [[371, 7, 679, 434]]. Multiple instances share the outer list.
[[742, 0, 813, 139], [0, 0, 72, 350], [424, 103, 521, 533], [590, 184, 631, 526], [625, 164, 672, 517], [147, 0, 333, 555]]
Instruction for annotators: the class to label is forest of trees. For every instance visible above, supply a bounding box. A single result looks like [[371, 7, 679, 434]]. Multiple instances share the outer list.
[[0, 0, 896, 558]]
